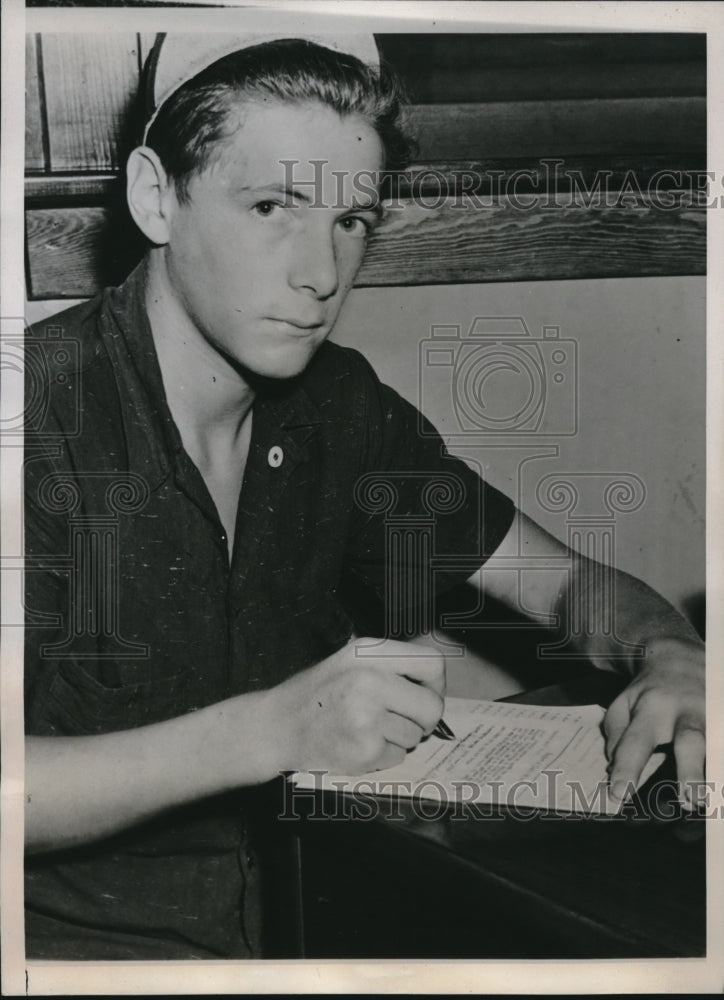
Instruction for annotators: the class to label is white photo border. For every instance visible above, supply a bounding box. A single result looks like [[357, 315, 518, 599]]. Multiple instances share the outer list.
[[2, 1, 722, 994]]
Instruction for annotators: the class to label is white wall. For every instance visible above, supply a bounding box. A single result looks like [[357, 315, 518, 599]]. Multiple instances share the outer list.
[[332, 275, 706, 618]]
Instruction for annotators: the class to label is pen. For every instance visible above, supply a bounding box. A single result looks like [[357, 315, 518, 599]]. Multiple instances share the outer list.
[[405, 671, 456, 740], [432, 717, 456, 740]]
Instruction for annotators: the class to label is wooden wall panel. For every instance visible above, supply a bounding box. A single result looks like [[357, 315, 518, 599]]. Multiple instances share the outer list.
[[26, 207, 112, 299], [41, 33, 141, 171], [25, 33, 707, 176], [26, 196, 706, 300], [24, 33, 707, 296], [25, 35, 45, 171], [384, 59, 705, 105], [138, 32, 158, 68], [376, 34, 705, 103], [405, 98, 705, 161]]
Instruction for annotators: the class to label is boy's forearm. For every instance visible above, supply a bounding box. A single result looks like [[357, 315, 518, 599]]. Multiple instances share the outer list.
[[26, 637, 447, 854], [560, 557, 703, 674], [25, 689, 281, 854]]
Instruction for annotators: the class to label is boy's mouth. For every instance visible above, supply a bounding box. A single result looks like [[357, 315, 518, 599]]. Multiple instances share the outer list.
[[268, 317, 324, 333]]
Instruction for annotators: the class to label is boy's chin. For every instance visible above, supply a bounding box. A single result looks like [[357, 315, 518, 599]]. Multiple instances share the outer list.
[[242, 344, 322, 384]]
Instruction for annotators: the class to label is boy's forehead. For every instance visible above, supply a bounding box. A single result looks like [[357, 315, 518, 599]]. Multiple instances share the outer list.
[[206, 98, 384, 198]]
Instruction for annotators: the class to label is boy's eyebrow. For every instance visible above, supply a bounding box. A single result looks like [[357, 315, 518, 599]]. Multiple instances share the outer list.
[[228, 181, 312, 203], [234, 181, 382, 216], [350, 200, 384, 220]]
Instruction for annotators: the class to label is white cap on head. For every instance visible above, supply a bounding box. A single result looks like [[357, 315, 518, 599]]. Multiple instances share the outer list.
[[143, 32, 381, 141]]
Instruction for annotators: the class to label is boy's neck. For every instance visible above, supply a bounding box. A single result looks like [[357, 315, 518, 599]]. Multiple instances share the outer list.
[[144, 249, 255, 452]]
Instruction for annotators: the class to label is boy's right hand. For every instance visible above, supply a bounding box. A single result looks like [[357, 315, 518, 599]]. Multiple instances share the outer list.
[[263, 638, 446, 775]]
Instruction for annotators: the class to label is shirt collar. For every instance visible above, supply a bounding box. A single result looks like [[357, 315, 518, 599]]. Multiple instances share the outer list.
[[97, 259, 324, 487]]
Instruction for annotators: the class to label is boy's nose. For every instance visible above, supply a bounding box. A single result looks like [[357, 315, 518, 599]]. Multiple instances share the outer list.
[[289, 226, 339, 300]]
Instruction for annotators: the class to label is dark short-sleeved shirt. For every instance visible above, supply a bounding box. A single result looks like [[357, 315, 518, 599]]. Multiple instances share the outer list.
[[24, 262, 516, 959]]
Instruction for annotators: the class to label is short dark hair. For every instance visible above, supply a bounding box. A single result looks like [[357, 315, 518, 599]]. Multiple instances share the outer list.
[[144, 39, 413, 203]]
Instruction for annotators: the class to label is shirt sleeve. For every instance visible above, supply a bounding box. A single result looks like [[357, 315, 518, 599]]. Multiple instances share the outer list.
[[340, 349, 516, 626]]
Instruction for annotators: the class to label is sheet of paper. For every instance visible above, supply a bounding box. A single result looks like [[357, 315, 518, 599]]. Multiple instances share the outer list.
[[293, 698, 666, 815]]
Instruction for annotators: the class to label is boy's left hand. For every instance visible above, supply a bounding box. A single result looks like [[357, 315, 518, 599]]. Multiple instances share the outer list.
[[602, 637, 705, 808]]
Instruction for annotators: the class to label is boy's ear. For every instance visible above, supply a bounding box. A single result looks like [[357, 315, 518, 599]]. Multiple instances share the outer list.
[[126, 147, 175, 245]]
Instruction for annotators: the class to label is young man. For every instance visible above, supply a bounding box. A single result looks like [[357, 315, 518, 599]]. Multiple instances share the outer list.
[[24, 32, 704, 959]]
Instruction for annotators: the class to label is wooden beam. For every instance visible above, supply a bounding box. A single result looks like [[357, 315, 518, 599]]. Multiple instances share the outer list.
[[26, 194, 706, 300], [386, 157, 707, 200], [357, 194, 706, 286], [25, 173, 120, 205], [24, 155, 707, 208]]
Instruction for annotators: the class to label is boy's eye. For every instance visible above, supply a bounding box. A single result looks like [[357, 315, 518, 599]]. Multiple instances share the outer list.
[[338, 215, 372, 237], [253, 200, 283, 217]]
